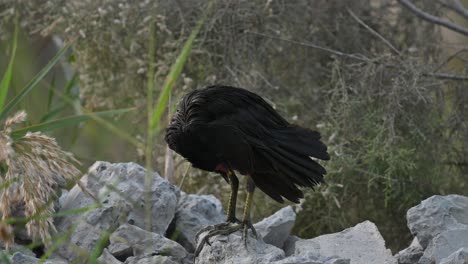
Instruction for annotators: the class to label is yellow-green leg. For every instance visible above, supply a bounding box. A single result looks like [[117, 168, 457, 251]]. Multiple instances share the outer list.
[[194, 174, 258, 257], [241, 176, 258, 243], [226, 170, 239, 223]]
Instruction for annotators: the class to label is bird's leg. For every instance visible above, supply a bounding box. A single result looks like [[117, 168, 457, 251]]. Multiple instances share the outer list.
[[226, 170, 240, 223], [241, 176, 258, 245], [195, 170, 239, 236], [194, 173, 258, 257], [194, 170, 241, 256]]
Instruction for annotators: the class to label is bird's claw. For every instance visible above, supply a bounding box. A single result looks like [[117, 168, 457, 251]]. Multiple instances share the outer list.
[[194, 220, 258, 257], [241, 220, 257, 247]]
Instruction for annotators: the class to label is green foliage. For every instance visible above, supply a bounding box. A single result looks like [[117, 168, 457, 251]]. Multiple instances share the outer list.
[[0, 43, 71, 122], [0, 18, 17, 111]]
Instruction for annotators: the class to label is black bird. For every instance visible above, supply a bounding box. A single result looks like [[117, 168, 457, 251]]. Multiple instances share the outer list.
[[165, 85, 329, 255]]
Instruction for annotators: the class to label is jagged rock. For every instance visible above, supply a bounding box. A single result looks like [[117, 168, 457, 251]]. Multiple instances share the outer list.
[[0, 242, 36, 257], [272, 255, 350, 264], [439, 248, 468, 264], [97, 249, 123, 264], [8, 252, 67, 264], [293, 221, 396, 264], [254, 206, 296, 249], [108, 224, 191, 263], [419, 229, 468, 264], [125, 255, 180, 264], [58, 189, 69, 210], [395, 237, 424, 264], [407, 195, 468, 249], [195, 232, 285, 264], [54, 162, 180, 262], [283, 235, 300, 256], [172, 192, 225, 252]]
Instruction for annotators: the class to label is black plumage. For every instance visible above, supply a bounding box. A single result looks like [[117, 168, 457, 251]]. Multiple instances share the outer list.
[[165, 85, 330, 203]]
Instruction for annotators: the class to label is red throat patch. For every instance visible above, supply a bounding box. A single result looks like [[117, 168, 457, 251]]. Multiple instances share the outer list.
[[215, 164, 228, 173]]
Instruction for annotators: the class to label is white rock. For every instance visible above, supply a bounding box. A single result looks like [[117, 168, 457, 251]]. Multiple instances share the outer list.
[[419, 229, 468, 264], [293, 221, 396, 264], [407, 195, 468, 249], [97, 249, 123, 264], [195, 232, 285, 264], [394, 237, 423, 264], [108, 223, 190, 262], [439, 248, 468, 264], [272, 254, 350, 264], [282, 235, 300, 256], [8, 252, 68, 264], [125, 255, 180, 264], [173, 192, 225, 252], [254, 206, 296, 248], [55, 162, 180, 262]]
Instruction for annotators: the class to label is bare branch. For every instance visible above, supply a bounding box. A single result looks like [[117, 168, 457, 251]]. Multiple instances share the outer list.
[[438, 0, 468, 20], [347, 8, 402, 56], [245, 30, 371, 62], [247, 31, 468, 82], [398, 0, 468, 37], [454, 0, 468, 17], [423, 72, 468, 81], [433, 48, 468, 72]]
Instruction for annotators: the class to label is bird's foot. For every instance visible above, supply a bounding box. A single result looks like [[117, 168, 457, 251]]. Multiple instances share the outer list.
[[194, 219, 257, 257]]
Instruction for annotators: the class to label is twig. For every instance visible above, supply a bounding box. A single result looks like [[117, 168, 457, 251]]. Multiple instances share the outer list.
[[247, 31, 468, 82], [398, 0, 468, 37], [423, 72, 468, 81], [245, 30, 371, 62], [433, 48, 468, 72], [438, 0, 468, 20], [347, 8, 402, 56], [453, 0, 468, 18]]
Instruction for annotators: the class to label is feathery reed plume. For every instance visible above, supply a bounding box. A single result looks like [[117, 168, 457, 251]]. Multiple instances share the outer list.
[[0, 111, 80, 248]]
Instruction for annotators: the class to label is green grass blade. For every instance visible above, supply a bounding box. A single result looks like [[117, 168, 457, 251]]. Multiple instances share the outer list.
[[40, 104, 67, 123], [0, 41, 72, 121], [0, 21, 18, 110], [10, 108, 134, 138], [64, 73, 79, 95], [87, 230, 111, 264], [149, 4, 211, 132], [46, 74, 57, 112]]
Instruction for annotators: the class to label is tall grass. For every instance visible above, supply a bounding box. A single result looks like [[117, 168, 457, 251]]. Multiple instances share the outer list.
[[0, 25, 137, 262]]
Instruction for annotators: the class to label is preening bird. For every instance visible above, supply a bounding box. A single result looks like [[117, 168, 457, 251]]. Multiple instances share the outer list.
[[165, 85, 329, 255]]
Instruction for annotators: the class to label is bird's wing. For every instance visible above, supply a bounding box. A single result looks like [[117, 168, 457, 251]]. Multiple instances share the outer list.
[[190, 123, 254, 174]]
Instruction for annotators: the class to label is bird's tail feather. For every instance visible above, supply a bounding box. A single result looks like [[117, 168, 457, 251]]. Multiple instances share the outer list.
[[273, 126, 330, 160], [250, 126, 329, 203]]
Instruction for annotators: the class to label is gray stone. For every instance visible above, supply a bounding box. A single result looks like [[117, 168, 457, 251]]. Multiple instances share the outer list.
[[407, 195, 468, 249], [254, 206, 296, 249], [440, 248, 468, 264], [173, 192, 225, 252], [0, 242, 36, 257], [272, 255, 350, 264], [293, 221, 396, 264], [419, 229, 468, 264], [108, 224, 190, 263], [395, 237, 424, 264], [8, 252, 67, 264], [125, 255, 179, 264], [283, 235, 300, 256], [195, 232, 285, 264], [58, 189, 68, 210], [55, 162, 180, 262], [56, 202, 130, 261], [97, 249, 123, 264]]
